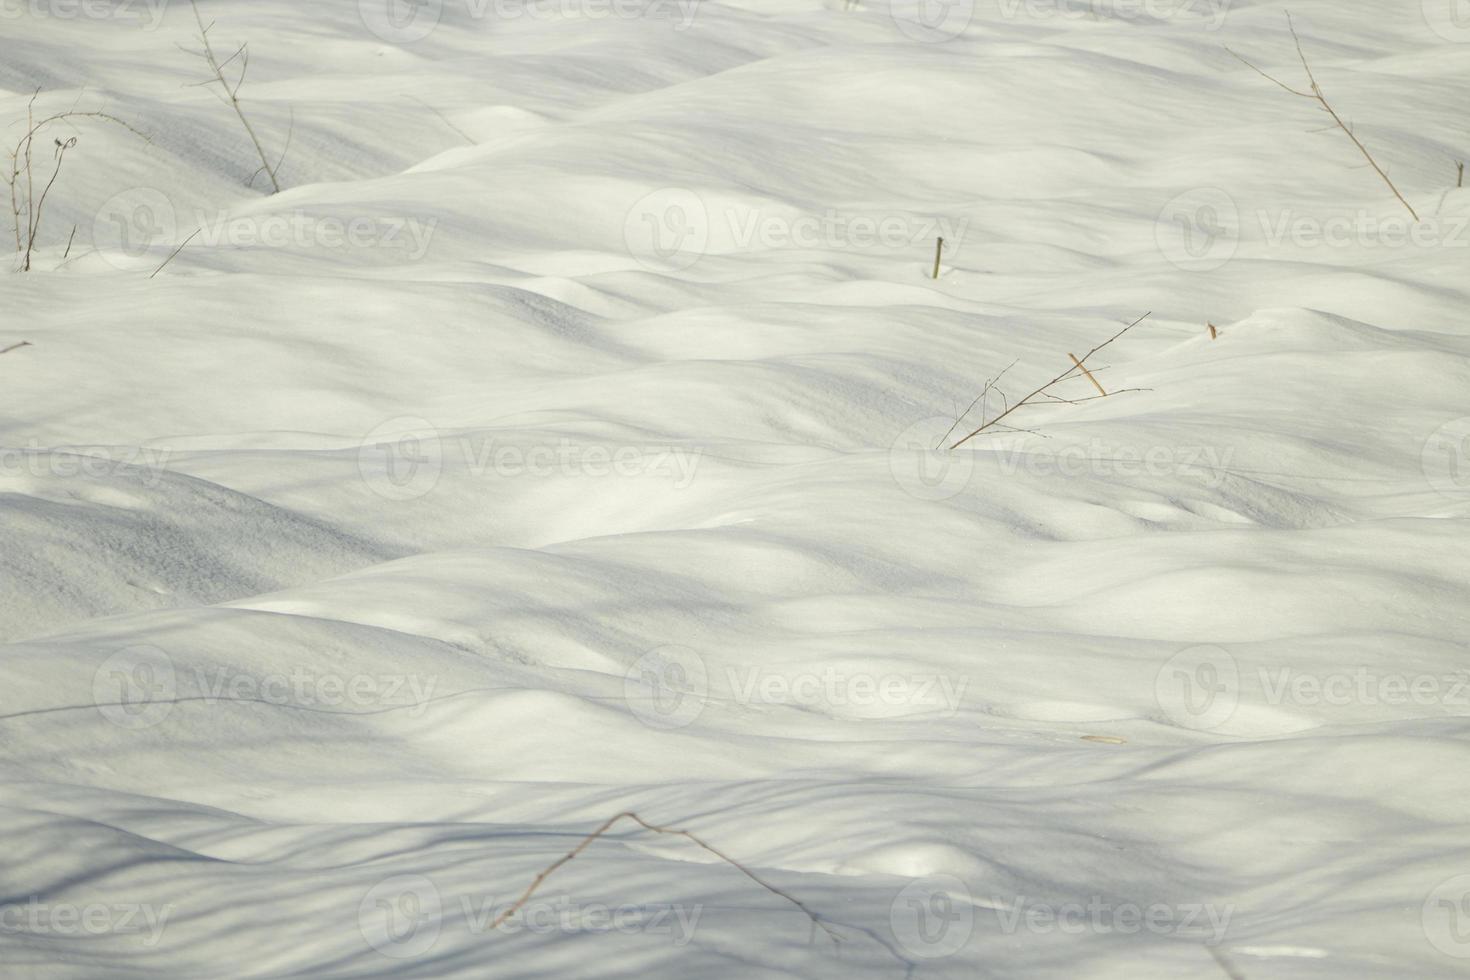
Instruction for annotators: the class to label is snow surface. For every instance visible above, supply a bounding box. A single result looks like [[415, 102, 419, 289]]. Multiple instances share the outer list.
[[3, 1, 1470, 977]]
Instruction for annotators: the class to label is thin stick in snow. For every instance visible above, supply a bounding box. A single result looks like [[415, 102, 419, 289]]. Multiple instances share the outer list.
[[948, 312, 1152, 450], [489, 810, 841, 945], [1228, 14, 1418, 221], [1069, 352, 1108, 397], [182, 0, 282, 193]]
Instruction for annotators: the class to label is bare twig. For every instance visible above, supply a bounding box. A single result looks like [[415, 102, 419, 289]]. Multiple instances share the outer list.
[[185, 0, 282, 193], [24, 137, 77, 270], [6, 90, 148, 270], [1228, 14, 1417, 220], [949, 313, 1151, 450], [489, 810, 841, 945], [1068, 352, 1108, 397], [1208, 945, 1248, 980], [149, 228, 202, 278], [408, 96, 475, 146], [0, 341, 32, 356]]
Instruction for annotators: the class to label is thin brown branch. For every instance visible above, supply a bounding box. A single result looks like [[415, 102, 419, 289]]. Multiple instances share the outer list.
[[1230, 15, 1418, 220], [24, 137, 76, 270], [1208, 945, 1248, 980], [949, 312, 1151, 450], [0, 340, 32, 356], [149, 228, 201, 278], [6, 94, 149, 270], [488, 811, 842, 945], [408, 96, 475, 145], [186, 0, 281, 193]]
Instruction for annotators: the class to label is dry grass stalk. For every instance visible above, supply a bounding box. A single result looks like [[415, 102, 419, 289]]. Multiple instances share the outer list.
[[182, 0, 284, 193], [1068, 353, 1108, 397], [149, 228, 202, 279], [6, 90, 148, 271], [489, 810, 841, 944], [932, 236, 944, 280], [1228, 15, 1418, 220], [0, 341, 33, 356], [944, 312, 1152, 451], [1209, 945, 1248, 979]]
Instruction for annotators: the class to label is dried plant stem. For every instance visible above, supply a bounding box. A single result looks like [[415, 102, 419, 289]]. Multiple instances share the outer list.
[[149, 228, 201, 278], [489, 810, 841, 944], [1208, 945, 1248, 980], [0, 341, 32, 356], [1228, 14, 1417, 220], [1069, 352, 1108, 397], [932, 236, 943, 279], [6, 89, 148, 271], [184, 0, 281, 193], [948, 312, 1151, 450]]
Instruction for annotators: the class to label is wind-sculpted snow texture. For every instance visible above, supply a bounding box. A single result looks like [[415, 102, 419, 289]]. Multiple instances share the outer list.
[[3, 1, 1470, 977]]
